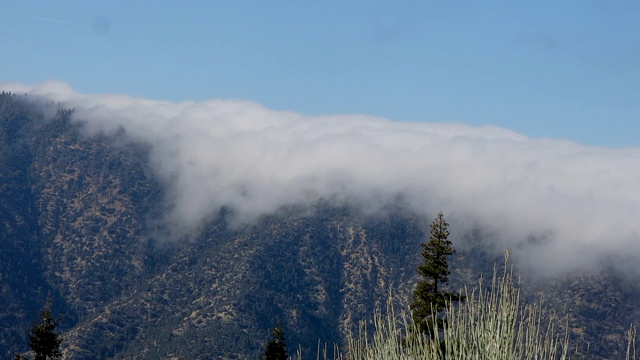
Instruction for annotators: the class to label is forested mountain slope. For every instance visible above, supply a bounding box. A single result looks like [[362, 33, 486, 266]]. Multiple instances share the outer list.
[[0, 93, 638, 359]]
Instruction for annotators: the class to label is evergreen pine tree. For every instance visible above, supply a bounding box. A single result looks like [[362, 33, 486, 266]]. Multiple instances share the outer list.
[[14, 305, 62, 360], [260, 324, 288, 360], [411, 211, 464, 335]]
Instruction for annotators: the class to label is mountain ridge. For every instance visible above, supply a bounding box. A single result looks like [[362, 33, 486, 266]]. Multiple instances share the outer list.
[[0, 93, 637, 359]]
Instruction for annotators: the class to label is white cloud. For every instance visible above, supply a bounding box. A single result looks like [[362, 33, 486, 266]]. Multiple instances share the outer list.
[[4, 81, 640, 275]]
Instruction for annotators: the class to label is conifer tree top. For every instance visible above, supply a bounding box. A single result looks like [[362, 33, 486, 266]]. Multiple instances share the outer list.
[[261, 324, 288, 360], [411, 211, 463, 335]]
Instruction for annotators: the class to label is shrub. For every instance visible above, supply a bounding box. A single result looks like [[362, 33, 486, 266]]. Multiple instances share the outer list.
[[346, 251, 570, 360]]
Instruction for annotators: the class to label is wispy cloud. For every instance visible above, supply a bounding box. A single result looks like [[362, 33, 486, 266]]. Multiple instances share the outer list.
[[3, 81, 640, 276], [31, 15, 67, 25]]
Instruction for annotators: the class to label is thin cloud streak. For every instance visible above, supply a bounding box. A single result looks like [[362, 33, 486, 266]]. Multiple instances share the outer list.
[[4, 81, 640, 276], [31, 16, 68, 25]]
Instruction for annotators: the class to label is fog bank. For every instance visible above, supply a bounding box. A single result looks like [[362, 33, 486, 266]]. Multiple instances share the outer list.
[[5, 81, 640, 275]]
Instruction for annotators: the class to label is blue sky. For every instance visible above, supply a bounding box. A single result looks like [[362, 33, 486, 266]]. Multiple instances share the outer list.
[[2, 1, 640, 147]]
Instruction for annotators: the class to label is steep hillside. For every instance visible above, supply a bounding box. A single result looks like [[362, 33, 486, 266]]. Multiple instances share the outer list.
[[0, 93, 55, 357], [59, 205, 423, 359], [0, 93, 163, 357], [0, 93, 638, 359]]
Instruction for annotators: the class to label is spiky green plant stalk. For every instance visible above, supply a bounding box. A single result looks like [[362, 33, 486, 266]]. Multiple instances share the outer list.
[[627, 325, 637, 360], [346, 252, 570, 360]]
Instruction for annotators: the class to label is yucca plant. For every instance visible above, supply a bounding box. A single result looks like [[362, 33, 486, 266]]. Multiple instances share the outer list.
[[627, 325, 637, 360], [346, 251, 570, 360]]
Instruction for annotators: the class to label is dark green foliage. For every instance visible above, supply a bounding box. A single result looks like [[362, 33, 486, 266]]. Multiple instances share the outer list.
[[261, 324, 288, 360], [14, 306, 62, 360], [411, 212, 464, 335]]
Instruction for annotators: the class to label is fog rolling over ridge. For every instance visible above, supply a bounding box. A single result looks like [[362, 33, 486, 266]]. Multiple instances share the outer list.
[[5, 81, 640, 276]]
